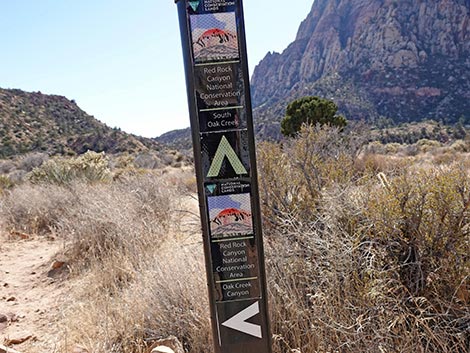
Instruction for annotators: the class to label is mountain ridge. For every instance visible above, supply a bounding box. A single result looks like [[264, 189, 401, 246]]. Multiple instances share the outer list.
[[251, 0, 470, 138], [0, 88, 167, 158]]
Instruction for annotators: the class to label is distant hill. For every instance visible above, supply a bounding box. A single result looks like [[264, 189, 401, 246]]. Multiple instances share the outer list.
[[155, 127, 193, 153], [251, 0, 470, 139], [0, 88, 166, 158]]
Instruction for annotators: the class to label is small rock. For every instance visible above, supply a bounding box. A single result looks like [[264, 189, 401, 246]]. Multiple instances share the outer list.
[[151, 346, 174, 353], [51, 260, 66, 270], [2, 283, 8, 288], [0, 344, 22, 353], [3, 335, 34, 345], [47, 260, 69, 278], [0, 312, 18, 323], [72, 344, 89, 353], [148, 336, 183, 353], [6, 297, 16, 302]]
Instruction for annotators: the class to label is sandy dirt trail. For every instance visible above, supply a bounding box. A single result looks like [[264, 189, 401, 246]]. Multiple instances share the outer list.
[[0, 235, 67, 353]]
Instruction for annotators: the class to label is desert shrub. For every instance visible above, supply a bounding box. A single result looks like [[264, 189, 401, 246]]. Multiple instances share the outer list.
[[0, 159, 15, 174], [257, 128, 470, 352], [363, 167, 470, 301], [56, 173, 211, 353], [56, 174, 176, 267], [432, 149, 457, 165], [133, 152, 162, 169], [62, 242, 210, 353], [450, 139, 470, 153], [354, 153, 410, 175], [19, 152, 49, 171], [416, 138, 442, 153], [7, 169, 27, 183], [403, 143, 419, 156], [258, 125, 365, 225], [0, 175, 14, 195], [28, 151, 111, 185], [109, 153, 135, 170], [266, 198, 469, 352], [384, 142, 403, 154], [0, 183, 77, 234], [364, 140, 386, 154]]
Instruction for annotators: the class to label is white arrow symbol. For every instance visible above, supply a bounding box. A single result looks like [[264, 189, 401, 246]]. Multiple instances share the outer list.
[[221, 301, 262, 338]]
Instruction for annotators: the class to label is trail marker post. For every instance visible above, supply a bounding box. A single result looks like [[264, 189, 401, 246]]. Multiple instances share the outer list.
[[175, 1, 272, 352]]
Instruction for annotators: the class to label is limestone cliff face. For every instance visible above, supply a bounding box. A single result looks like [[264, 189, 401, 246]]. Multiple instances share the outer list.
[[251, 0, 470, 133]]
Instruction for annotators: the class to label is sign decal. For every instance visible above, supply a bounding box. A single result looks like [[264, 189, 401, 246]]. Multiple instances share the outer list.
[[207, 135, 248, 177], [188, 0, 201, 11], [208, 192, 252, 238], [201, 131, 250, 180], [206, 183, 217, 194], [221, 301, 262, 338], [176, 0, 272, 351], [190, 12, 239, 64]]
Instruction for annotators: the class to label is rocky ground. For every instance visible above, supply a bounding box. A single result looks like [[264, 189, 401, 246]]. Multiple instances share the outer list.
[[0, 234, 68, 353]]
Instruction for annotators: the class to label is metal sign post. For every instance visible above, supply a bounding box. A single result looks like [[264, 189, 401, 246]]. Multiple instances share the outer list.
[[175, 1, 272, 352]]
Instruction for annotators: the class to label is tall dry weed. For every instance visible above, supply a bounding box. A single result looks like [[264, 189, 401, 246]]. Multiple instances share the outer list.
[[258, 125, 362, 225], [57, 175, 174, 267], [54, 173, 211, 353], [62, 241, 210, 353]]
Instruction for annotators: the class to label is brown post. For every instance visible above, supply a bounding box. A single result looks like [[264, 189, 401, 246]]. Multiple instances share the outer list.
[[174, 1, 272, 352]]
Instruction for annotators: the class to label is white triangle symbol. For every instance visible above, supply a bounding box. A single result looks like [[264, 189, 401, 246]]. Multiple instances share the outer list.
[[221, 302, 262, 338]]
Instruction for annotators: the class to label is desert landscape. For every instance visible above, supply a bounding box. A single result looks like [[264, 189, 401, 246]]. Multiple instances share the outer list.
[[1, 0, 470, 352], [1, 124, 469, 352]]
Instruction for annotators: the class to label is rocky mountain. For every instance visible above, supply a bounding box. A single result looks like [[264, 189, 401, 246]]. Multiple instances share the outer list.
[[0, 88, 166, 158], [251, 0, 470, 139]]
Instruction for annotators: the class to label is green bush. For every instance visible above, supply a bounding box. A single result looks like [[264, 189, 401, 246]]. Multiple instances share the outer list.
[[28, 151, 111, 185], [281, 96, 347, 137]]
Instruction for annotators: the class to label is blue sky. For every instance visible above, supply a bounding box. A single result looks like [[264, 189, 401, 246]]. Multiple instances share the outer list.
[[0, 0, 313, 137]]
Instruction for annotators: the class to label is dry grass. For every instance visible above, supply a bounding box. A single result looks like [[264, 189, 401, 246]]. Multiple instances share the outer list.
[[53, 172, 212, 353], [61, 240, 210, 353], [0, 183, 77, 235]]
